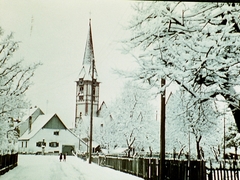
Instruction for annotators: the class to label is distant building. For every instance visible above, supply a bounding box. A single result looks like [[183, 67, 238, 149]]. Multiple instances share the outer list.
[[18, 108, 87, 155]]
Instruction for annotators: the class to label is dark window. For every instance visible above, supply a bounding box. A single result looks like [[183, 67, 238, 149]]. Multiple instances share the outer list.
[[80, 86, 84, 94], [25, 141, 27, 148], [54, 131, 59, 135], [79, 96, 84, 101], [36, 142, 41, 147], [49, 142, 59, 147], [79, 78, 83, 84], [36, 141, 46, 147], [22, 141, 23, 148]]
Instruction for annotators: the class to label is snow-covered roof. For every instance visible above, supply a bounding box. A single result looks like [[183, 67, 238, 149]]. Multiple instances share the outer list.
[[78, 65, 92, 80], [19, 107, 43, 125], [79, 115, 105, 132], [19, 113, 65, 140]]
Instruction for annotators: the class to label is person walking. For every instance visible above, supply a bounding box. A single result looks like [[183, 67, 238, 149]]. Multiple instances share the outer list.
[[63, 153, 66, 161], [59, 153, 63, 162]]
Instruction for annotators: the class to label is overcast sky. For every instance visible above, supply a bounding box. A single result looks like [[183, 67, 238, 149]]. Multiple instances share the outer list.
[[0, 0, 145, 126]]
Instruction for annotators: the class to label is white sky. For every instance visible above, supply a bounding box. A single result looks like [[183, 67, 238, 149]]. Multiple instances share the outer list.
[[0, 0, 140, 127]]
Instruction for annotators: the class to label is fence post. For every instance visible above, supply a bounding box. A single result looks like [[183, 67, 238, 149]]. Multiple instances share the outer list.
[[118, 157, 120, 171], [200, 160, 206, 180], [136, 158, 139, 176], [132, 158, 135, 175], [143, 158, 147, 179]]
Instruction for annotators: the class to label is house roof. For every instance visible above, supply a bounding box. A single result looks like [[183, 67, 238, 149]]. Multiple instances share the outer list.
[[19, 113, 66, 140], [18, 107, 43, 125], [79, 115, 105, 131]]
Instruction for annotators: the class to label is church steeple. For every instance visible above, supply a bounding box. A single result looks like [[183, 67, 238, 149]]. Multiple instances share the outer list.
[[83, 19, 94, 66], [75, 19, 100, 127], [78, 19, 98, 80]]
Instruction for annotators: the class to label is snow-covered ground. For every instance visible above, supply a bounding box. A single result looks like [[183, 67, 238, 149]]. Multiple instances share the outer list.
[[0, 155, 143, 180]]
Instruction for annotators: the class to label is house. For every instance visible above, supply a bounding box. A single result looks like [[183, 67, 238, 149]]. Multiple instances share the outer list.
[[18, 108, 87, 155]]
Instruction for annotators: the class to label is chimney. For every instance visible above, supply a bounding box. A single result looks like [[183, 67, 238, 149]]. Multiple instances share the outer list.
[[29, 116, 32, 133]]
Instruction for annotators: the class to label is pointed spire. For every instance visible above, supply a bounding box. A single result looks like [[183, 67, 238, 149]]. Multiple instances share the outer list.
[[78, 18, 98, 80], [83, 18, 94, 66]]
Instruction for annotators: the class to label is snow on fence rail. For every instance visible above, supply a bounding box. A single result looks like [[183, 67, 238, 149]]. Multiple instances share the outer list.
[[0, 153, 18, 175], [90, 155, 206, 180]]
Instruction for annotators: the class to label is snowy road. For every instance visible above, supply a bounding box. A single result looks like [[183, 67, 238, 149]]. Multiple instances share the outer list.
[[0, 155, 143, 180]]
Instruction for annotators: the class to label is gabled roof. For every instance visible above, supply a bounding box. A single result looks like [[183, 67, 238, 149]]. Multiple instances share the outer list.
[[19, 113, 67, 140], [18, 107, 44, 125], [17, 107, 45, 136], [97, 101, 113, 120], [78, 65, 92, 81]]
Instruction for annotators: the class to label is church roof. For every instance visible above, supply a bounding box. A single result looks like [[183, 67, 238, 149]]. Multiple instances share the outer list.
[[78, 19, 98, 80]]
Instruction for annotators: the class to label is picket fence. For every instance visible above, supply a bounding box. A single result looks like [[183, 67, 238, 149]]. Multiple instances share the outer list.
[[206, 160, 240, 180], [91, 155, 206, 180], [0, 153, 18, 175]]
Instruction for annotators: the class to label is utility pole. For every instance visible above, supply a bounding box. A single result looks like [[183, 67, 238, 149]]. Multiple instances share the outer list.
[[89, 58, 95, 164], [224, 112, 226, 159], [160, 78, 166, 180]]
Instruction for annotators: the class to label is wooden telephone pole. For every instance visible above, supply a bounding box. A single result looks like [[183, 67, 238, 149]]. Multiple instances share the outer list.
[[160, 78, 166, 179], [89, 58, 95, 164]]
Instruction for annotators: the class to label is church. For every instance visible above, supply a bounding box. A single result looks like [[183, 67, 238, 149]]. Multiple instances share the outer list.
[[74, 18, 111, 152]]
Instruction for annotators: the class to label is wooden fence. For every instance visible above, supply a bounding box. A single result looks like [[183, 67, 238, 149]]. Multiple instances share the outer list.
[[206, 160, 240, 180], [0, 153, 18, 175], [91, 156, 206, 180]]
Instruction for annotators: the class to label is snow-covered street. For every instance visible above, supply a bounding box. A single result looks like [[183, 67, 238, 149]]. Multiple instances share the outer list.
[[0, 155, 143, 180]]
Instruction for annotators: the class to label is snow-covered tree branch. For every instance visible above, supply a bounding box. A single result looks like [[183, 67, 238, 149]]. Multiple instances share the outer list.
[[225, 122, 240, 160], [166, 89, 223, 160], [102, 81, 159, 157], [123, 2, 240, 131], [0, 28, 41, 154]]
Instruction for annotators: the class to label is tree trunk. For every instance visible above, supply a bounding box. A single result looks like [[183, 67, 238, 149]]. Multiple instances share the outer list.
[[235, 146, 238, 161], [196, 136, 202, 160], [229, 105, 240, 132], [127, 148, 131, 158], [178, 145, 185, 159], [149, 146, 152, 157]]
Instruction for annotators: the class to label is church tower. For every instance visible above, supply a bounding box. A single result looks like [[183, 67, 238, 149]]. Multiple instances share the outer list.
[[75, 19, 100, 127]]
